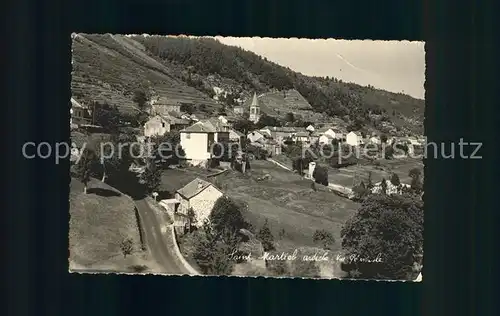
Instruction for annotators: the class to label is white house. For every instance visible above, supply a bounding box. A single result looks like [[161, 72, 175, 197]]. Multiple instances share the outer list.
[[346, 131, 363, 146], [318, 134, 335, 145], [180, 119, 230, 167], [218, 115, 229, 124], [292, 131, 310, 143], [247, 131, 265, 143], [371, 179, 411, 195], [229, 129, 245, 144], [70, 98, 90, 126], [306, 125, 315, 133], [174, 178, 223, 228], [370, 136, 381, 144]]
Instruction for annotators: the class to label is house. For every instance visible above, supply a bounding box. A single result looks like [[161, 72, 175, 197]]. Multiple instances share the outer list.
[[371, 179, 411, 195], [292, 131, 310, 143], [144, 115, 190, 137], [306, 125, 315, 133], [150, 96, 182, 114], [346, 131, 363, 146], [70, 98, 90, 126], [259, 126, 299, 142], [317, 127, 344, 140], [247, 131, 265, 143], [180, 119, 230, 167], [233, 105, 245, 115], [229, 129, 245, 144], [369, 136, 381, 144], [318, 134, 335, 145], [174, 178, 224, 228]]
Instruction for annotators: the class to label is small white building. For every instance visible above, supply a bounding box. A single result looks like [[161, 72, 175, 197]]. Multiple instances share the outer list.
[[370, 136, 381, 144], [174, 178, 223, 228], [318, 134, 335, 145], [346, 131, 363, 146], [70, 98, 90, 126], [306, 125, 315, 133], [247, 131, 265, 143], [307, 162, 316, 179]]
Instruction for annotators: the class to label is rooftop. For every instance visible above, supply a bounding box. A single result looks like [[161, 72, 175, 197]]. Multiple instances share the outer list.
[[176, 177, 219, 200]]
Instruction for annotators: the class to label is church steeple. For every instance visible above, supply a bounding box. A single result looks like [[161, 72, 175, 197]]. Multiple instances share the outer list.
[[249, 92, 261, 123]]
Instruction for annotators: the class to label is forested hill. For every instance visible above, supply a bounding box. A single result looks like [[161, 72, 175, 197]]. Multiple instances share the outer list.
[[71, 34, 424, 134]]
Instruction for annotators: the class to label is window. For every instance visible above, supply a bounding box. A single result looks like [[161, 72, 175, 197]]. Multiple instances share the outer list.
[[186, 133, 191, 139], [162, 122, 165, 128]]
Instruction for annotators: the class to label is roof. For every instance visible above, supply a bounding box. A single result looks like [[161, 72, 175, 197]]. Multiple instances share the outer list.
[[261, 126, 298, 133], [348, 131, 362, 136], [159, 114, 190, 125], [230, 129, 244, 137], [176, 177, 220, 200], [181, 121, 216, 133], [70, 98, 86, 109], [320, 134, 335, 139], [295, 131, 310, 137], [251, 93, 259, 107]]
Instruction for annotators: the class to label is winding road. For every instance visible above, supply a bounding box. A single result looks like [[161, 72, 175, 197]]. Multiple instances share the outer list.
[[135, 199, 189, 275]]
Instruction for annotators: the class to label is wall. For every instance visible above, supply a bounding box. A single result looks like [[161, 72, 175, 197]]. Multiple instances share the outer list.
[[189, 186, 223, 226], [180, 132, 210, 162], [144, 117, 170, 137]]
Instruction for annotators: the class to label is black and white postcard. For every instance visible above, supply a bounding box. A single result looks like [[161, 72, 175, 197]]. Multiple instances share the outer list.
[[69, 34, 424, 281]]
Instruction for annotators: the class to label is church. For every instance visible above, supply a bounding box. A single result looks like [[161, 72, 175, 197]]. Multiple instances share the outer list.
[[233, 92, 261, 123]]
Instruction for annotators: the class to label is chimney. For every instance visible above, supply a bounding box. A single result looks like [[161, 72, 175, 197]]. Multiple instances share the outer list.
[[197, 180, 204, 189]]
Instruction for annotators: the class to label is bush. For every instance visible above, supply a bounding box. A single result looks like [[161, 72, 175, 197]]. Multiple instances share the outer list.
[[312, 165, 328, 186], [312, 229, 335, 249]]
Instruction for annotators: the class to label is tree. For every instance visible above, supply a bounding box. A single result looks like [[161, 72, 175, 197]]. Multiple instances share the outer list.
[[380, 178, 388, 194], [120, 238, 134, 258], [257, 219, 276, 252], [150, 131, 185, 168], [256, 114, 280, 129], [408, 168, 423, 194], [380, 134, 388, 144], [390, 173, 401, 186], [266, 260, 289, 276], [92, 102, 121, 130], [192, 220, 239, 275], [233, 119, 255, 135], [139, 159, 161, 194], [291, 260, 320, 278], [312, 165, 329, 186], [285, 112, 295, 123], [312, 229, 335, 250], [187, 207, 197, 232], [340, 193, 424, 280], [133, 89, 148, 109], [74, 148, 97, 193], [367, 171, 374, 189], [209, 196, 249, 234], [352, 181, 369, 201]]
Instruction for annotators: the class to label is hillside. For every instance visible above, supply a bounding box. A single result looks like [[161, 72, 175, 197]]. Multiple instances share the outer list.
[[71, 34, 424, 134], [69, 178, 161, 272]]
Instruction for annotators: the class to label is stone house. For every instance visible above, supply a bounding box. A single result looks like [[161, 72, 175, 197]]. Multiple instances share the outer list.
[[70, 98, 90, 126], [174, 178, 223, 228], [144, 114, 190, 137]]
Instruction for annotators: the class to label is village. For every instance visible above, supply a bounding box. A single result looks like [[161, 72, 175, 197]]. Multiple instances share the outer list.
[[69, 86, 424, 280]]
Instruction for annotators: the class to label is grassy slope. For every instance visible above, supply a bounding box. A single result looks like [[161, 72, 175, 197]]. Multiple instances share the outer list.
[[69, 178, 161, 272]]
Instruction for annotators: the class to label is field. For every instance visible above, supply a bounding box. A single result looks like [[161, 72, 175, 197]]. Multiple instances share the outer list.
[[68, 178, 161, 272], [214, 160, 360, 252]]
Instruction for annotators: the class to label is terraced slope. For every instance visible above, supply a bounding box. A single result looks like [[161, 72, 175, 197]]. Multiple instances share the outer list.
[[71, 34, 219, 114]]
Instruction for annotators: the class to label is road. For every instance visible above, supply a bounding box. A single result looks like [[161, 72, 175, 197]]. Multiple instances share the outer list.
[[134, 199, 189, 275]]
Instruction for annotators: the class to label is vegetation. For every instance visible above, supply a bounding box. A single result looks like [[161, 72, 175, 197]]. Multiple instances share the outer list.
[[340, 193, 424, 280], [131, 35, 423, 133], [390, 173, 401, 186], [120, 238, 134, 258], [291, 260, 321, 278], [74, 148, 97, 193], [312, 229, 335, 250], [312, 165, 329, 186], [257, 219, 276, 252], [209, 196, 250, 235], [139, 160, 161, 194]]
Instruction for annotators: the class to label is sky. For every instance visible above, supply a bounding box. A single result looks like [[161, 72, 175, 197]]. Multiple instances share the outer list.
[[215, 37, 425, 100]]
